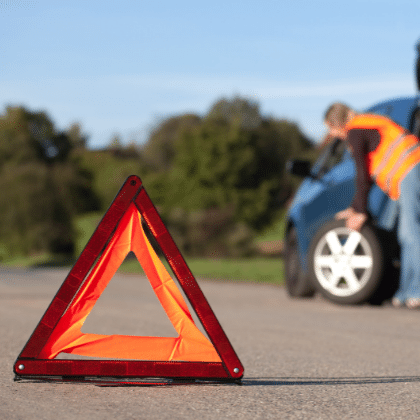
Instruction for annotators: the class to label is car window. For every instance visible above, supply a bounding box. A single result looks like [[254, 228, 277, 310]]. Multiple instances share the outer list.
[[312, 138, 349, 178]]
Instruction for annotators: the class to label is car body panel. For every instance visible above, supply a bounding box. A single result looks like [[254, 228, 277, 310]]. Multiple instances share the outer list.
[[287, 95, 419, 271], [366, 97, 418, 128]]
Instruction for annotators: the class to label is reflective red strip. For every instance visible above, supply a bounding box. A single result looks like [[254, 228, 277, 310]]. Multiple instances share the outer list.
[[15, 359, 232, 379]]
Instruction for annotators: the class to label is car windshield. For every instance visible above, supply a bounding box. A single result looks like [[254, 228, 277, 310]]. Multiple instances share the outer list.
[[311, 138, 350, 177]]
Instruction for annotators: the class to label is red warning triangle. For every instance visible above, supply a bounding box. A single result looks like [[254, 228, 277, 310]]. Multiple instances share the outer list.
[[14, 176, 244, 383]]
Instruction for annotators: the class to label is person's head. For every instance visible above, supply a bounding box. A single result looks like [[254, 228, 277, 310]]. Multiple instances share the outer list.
[[324, 102, 355, 140]]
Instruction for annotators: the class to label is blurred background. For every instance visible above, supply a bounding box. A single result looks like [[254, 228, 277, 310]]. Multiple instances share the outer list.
[[1, 1, 419, 281]]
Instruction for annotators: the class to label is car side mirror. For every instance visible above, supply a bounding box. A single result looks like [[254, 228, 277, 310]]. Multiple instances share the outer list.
[[286, 159, 312, 178]]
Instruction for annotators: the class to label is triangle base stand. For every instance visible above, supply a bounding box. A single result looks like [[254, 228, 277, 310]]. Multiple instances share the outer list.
[[14, 359, 239, 382]]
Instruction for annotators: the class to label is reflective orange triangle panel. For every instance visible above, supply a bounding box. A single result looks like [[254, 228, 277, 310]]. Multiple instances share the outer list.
[[39, 203, 221, 363]]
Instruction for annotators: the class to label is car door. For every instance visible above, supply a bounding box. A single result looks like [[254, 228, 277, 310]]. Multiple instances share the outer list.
[[289, 139, 355, 270]]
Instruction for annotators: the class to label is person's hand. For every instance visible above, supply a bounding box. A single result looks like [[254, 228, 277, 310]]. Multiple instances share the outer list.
[[346, 212, 368, 231], [335, 207, 355, 220], [335, 208, 367, 231]]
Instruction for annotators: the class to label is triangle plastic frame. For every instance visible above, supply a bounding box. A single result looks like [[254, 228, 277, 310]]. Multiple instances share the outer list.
[[14, 175, 244, 383]]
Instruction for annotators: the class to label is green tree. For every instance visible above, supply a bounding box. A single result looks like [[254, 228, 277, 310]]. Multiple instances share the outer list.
[[0, 106, 99, 258], [144, 97, 314, 256], [141, 114, 201, 173], [66, 122, 88, 149], [156, 110, 312, 229], [207, 96, 262, 129], [77, 148, 143, 209]]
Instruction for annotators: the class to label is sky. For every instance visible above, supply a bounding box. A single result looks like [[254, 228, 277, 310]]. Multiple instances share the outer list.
[[1, 0, 420, 148]]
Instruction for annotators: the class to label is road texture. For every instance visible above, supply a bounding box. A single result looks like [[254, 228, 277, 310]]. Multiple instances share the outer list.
[[2, 267, 420, 419]]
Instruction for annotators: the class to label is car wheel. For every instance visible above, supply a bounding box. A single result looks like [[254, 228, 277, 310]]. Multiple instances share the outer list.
[[308, 219, 384, 304], [285, 227, 315, 298]]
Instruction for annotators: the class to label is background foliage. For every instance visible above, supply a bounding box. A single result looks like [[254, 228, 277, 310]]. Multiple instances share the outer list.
[[0, 107, 99, 259], [139, 97, 315, 256], [0, 97, 318, 260]]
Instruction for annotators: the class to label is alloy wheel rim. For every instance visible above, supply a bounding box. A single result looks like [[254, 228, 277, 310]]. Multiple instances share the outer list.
[[313, 227, 373, 297]]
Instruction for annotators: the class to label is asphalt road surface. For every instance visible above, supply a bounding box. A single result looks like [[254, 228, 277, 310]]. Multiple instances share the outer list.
[[2, 267, 420, 419]]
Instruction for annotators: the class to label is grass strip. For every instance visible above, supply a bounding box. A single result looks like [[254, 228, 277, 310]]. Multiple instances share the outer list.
[[1, 211, 285, 286], [2, 253, 284, 286], [75, 212, 285, 284], [120, 257, 284, 285]]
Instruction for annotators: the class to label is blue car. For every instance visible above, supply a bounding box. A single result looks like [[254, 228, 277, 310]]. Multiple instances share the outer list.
[[285, 96, 420, 304]]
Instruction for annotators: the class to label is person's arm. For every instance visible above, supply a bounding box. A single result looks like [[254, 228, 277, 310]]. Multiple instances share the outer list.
[[347, 128, 372, 214], [336, 129, 379, 230]]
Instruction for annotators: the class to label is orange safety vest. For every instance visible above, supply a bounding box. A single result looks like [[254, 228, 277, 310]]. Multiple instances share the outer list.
[[345, 114, 420, 200]]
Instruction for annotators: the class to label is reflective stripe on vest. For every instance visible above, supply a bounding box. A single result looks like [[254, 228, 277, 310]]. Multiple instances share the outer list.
[[370, 133, 406, 180], [345, 114, 420, 200]]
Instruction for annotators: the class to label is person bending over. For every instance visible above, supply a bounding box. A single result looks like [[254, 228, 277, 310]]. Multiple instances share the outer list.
[[324, 102, 420, 309]]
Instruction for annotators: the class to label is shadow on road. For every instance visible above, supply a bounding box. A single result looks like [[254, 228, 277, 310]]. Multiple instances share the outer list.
[[243, 376, 420, 386], [14, 376, 420, 388]]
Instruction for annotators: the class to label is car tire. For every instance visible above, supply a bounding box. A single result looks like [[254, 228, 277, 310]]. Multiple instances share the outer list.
[[367, 227, 400, 305], [308, 219, 384, 305], [285, 227, 315, 298]]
